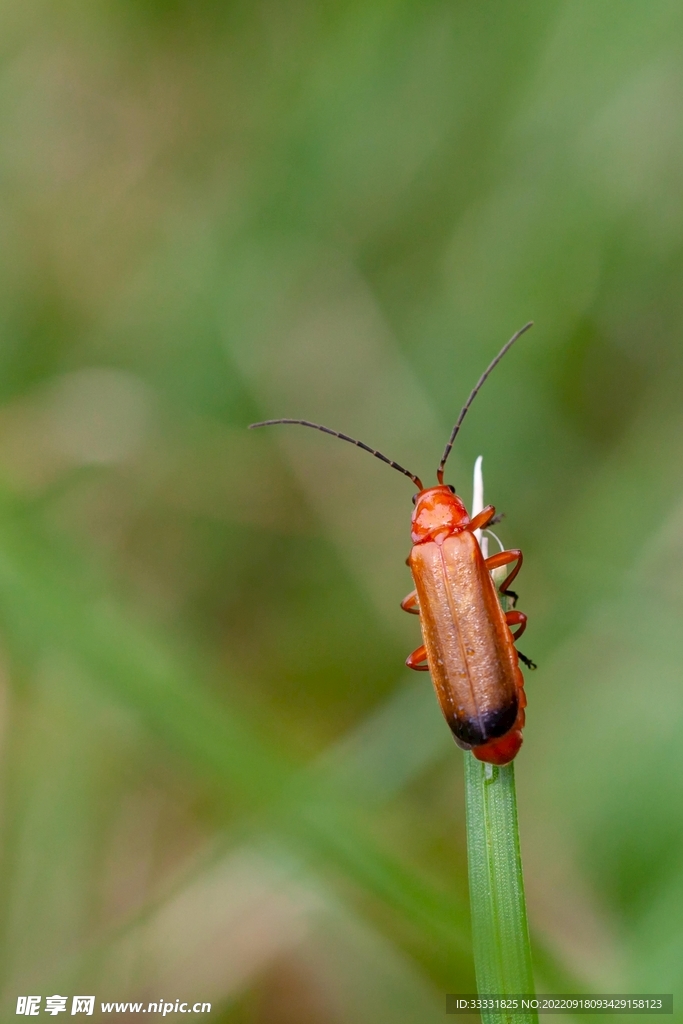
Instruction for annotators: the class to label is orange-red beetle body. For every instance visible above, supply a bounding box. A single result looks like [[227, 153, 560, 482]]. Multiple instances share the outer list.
[[250, 323, 535, 767], [402, 486, 527, 765]]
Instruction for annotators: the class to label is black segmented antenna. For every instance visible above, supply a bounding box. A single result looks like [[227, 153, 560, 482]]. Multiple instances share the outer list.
[[436, 322, 533, 485], [249, 418, 424, 490]]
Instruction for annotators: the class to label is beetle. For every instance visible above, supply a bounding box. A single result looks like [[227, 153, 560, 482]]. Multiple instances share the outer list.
[[250, 322, 535, 765]]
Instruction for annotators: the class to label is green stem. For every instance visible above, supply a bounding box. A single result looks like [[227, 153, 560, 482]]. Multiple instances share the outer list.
[[464, 456, 537, 1024], [464, 756, 537, 1024]]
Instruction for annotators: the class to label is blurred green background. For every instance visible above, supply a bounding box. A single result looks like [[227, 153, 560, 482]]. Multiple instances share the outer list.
[[1, 0, 683, 1020]]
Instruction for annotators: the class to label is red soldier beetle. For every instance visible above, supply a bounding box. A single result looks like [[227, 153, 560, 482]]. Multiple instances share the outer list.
[[250, 322, 535, 765]]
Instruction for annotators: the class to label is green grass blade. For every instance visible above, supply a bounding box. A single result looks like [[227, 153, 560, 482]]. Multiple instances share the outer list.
[[464, 756, 536, 1022], [464, 457, 537, 1024]]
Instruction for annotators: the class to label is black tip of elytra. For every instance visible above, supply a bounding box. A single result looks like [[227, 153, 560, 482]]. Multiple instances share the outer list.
[[448, 699, 518, 747]]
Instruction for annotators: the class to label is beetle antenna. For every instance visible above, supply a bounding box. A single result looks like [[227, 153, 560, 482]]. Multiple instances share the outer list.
[[436, 322, 533, 485], [249, 419, 424, 490]]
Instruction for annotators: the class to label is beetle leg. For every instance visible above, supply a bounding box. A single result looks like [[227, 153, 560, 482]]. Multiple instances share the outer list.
[[485, 548, 523, 606], [505, 609, 527, 640], [406, 645, 430, 671], [400, 590, 420, 614], [504, 611, 537, 669], [468, 504, 497, 533]]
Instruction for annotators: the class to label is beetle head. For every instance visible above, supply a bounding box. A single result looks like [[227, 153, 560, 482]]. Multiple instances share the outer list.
[[411, 485, 470, 544]]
